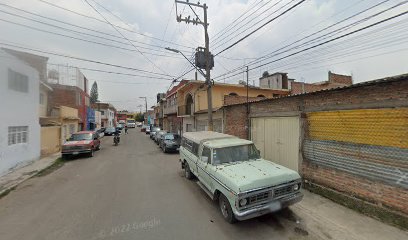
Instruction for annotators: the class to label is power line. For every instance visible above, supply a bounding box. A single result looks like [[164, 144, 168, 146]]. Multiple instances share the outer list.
[[0, 42, 175, 77], [0, 3, 193, 53], [211, 0, 268, 43], [212, 0, 288, 49], [0, 17, 183, 59], [0, 9, 185, 57], [83, 0, 172, 76], [37, 0, 192, 50], [215, 10, 408, 81], [215, 0, 307, 56], [214, 0, 405, 79]]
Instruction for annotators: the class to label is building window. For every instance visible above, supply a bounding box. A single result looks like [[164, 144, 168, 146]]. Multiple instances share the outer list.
[[8, 69, 29, 93], [40, 93, 45, 105], [8, 126, 28, 145], [101, 110, 105, 115], [257, 94, 266, 98], [228, 92, 238, 96]]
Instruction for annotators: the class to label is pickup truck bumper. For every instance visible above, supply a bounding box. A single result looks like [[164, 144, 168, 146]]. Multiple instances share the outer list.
[[232, 192, 303, 221], [61, 150, 92, 155]]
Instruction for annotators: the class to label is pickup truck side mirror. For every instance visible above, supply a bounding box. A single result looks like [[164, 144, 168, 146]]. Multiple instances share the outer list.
[[201, 156, 209, 163]]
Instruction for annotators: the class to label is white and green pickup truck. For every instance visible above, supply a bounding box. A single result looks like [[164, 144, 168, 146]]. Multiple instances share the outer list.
[[180, 131, 303, 223]]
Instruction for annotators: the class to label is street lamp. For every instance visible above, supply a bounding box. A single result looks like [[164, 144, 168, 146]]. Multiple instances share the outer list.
[[139, 97, 147, 124], [165, 47, 206, 78]]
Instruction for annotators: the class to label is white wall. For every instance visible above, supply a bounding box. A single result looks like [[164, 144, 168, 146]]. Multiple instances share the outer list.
[[0, 50, 40, 176]]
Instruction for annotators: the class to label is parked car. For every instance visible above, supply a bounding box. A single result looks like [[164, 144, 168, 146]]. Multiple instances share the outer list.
[[145, 125, 151, 134], [61, 131, 101, 158], [149, 127, 161, 139], [179, 131, 303, 223], [154, 130, 167, 144], [104, 127, 117, 136], [160, 133, 181, 153], [96, 128, 105, 138], [137, 122, 142, 127]]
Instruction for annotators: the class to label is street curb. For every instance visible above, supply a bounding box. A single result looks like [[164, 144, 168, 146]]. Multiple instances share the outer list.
[[0, 153, 60, 199]]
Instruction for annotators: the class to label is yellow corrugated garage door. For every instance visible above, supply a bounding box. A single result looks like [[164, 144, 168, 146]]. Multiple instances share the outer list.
[[251, 117, 300, 171]]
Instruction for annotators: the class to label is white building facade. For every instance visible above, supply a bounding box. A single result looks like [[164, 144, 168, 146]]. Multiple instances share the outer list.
[[0, 49, 40, 176]]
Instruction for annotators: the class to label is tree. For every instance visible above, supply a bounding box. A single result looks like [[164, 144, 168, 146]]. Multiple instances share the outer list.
[[90, 81, 99, 104], [135, 113, 144, 122]]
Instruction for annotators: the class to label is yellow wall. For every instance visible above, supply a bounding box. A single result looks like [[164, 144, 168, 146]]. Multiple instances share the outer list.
[[177, 82, 281, 112], [61, 119, 79, 143], [307, 108, 408, 148], [60, 106, 78, 119], [195, 85, 278, 111], [41, 126, 61, 156]]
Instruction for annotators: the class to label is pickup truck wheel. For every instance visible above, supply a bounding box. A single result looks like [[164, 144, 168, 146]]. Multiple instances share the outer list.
[[219, 194, 237, 224], [184, 162, 193, 180], [96, 144, 101, 150], [89, 149, 94, 157]]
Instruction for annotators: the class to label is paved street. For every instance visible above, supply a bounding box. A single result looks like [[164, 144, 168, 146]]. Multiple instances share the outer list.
[[0, 129, 406, 240]]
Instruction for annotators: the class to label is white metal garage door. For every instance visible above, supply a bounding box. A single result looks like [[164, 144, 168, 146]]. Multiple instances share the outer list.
[[251, 117, 300, 172]]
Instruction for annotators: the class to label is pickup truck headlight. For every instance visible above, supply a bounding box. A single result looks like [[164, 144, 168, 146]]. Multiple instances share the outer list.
[[293, 183, 300, 191], [239, 198, 248, 207]]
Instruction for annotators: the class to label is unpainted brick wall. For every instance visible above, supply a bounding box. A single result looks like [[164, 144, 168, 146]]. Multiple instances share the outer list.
[[223, 77, 408, 214]]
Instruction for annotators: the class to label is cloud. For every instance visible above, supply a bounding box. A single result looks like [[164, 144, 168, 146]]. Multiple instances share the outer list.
[[0, 0, 407, 110]]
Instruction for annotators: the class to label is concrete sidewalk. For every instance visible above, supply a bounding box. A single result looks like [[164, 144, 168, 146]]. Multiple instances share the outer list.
[[293, 190, 408, 240], [0, 153, 60, 197]]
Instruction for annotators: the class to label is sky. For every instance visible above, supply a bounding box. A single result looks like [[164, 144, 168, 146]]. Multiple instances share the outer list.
[[1, 0, 407, 111]]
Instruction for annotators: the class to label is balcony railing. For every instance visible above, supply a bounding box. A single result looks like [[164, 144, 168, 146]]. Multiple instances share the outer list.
[[178, 104, 194, 116], [164, 105, 177, 115]]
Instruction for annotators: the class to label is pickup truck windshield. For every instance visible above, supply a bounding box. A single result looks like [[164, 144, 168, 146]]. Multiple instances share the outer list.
[[69, 133, 93, 141], [213, 144, 260, 165]]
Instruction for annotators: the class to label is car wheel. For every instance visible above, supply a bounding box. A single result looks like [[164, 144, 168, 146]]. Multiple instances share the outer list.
[[219, 194, 237, 224], [96, 144, 101, 150], [89, 149, 94, 157], [61, 154, 68, 160], [184, 162, 193, 180], [163, 146, 167, 153]]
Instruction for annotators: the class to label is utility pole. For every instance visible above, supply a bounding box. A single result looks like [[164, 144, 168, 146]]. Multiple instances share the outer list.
[[175, 0, 213, 131], [139, 97, 147, 123], [246, 66, 250, 140]]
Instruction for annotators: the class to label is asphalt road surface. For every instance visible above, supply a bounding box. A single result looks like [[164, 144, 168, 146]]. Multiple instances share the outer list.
[[0, 129, 319, 240]]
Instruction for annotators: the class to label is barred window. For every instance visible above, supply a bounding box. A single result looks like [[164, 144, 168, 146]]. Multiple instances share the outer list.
[[8, 126, 29, 145], [8, 69, 29, 93]]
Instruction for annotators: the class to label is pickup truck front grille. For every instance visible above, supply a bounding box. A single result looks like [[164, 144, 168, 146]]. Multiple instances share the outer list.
[[274, 185, 293, 198], [248, 191, 271, 205]]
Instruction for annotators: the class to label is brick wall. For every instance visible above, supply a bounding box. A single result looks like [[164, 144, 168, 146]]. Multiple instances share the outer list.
[[224, 104, 248, 139], [223, 74, 408, 215], [303, 162, 408, 214], [49, 84, 87, 129], [224, 95, 266, 106], [329, 71, 353, 85]]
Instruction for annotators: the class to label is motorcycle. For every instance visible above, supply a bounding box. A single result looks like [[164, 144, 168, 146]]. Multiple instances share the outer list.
[[113, 133, 120, 146]]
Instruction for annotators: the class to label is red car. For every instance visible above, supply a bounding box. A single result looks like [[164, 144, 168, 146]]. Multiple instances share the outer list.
[[61, 131, 101, 159]]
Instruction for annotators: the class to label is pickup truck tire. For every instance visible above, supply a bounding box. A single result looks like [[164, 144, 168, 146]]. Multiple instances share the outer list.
[[219, 194, 237, 224], [96, 144, 101, 150], [184, 162, 193, 180]]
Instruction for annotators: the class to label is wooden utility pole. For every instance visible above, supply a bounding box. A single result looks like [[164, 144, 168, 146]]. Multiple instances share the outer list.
[[175, 1, 213, 131]]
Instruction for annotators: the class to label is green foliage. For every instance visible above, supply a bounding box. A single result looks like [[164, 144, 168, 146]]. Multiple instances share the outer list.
[[90, 81, 99, 104], [135, 113, 144, 122]]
